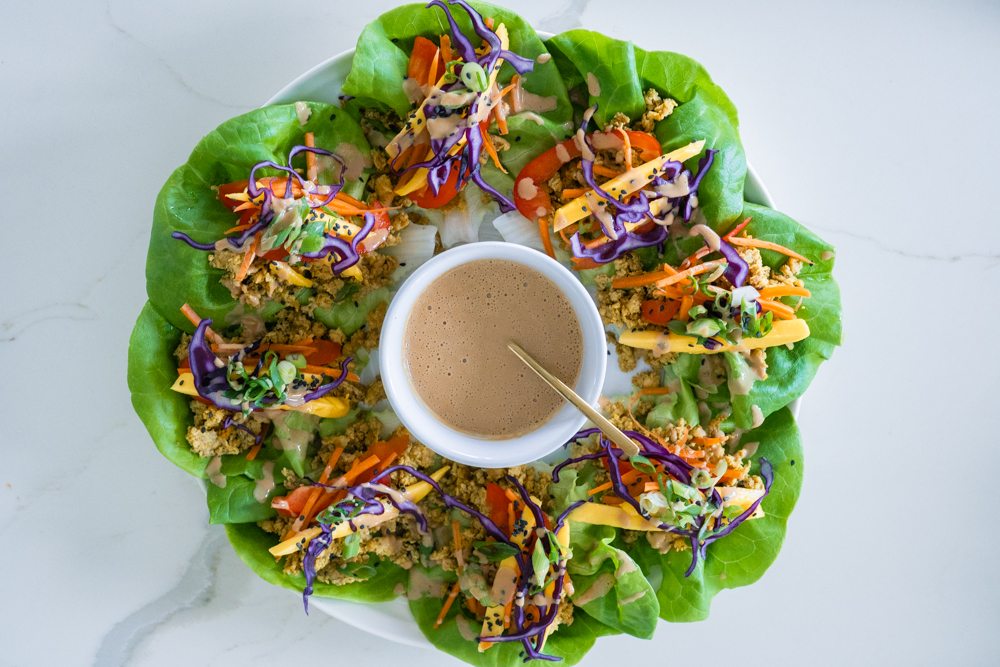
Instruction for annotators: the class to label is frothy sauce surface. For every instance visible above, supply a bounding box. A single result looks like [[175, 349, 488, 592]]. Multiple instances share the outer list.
[[403, 259, 583, 439]]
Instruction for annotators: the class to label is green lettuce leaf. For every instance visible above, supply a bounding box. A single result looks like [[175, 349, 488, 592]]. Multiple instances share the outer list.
[[567, 522, 659, 639], [630, 406, 803, 621], [225, 523, 408, 603], [205, 446, 294, 524], [730, 203, 843, 426], [148, 102, 370, 331], [409, 594, 617, 667], [128, 301, 207, 477], [313, 285, 390, 336], [545, 31, 746, 226]]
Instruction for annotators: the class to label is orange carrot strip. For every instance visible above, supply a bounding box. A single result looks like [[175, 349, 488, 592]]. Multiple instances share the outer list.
[[305, 132, 317, 182], [592, 164, 622, 178], [680, 246, 712, 270], [693, 437, 726, 446], [340, 455, 380, 486], [180, 304, 224, 344], [293, 446, 346, 532], [678, 295, 694, 321], [427, 47, 440, 87], [757, 298, 797, 320], [300, 365, 361, 382], [758, 286, 811, 299], [235, 232, 260, 283], [640, 387, 672, 396], [728, 236, 813, 264], [652, 261, 727, 288], [615, 128, 633, 170], [245, 444, 262, 461], [587, 481, 613, 496], [724, 217, 752, 240], [482, 131, 506, 172], [539, 216, 556, 259], [224, 222, 255, 234], [562, 188, 590, 199], [434, 581, 462, 628], [440, 34, 452, 67]]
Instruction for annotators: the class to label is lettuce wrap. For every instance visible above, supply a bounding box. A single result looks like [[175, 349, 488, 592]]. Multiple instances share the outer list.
[[147, 101, 383, 333], [342, 1, 574, 207]]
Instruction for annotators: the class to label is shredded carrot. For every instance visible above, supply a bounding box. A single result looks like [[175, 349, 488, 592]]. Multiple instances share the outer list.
[[180, 304, 224, 344], [245, 444, 262, 461], [292, 446, 345, 533], [724, 217, 751, 240], [693, 437, 726, 446], [727, 236, 813, 264], [614, 128, 633, 170], [300, 365, 360, 382], [481, 131, 506, 172], [304, 132, 317, 182], [558, 223, 577, 246], [643, 481, 660, 493], [503, 600, 513, 629], [627, 393, 670, 450], [561, 187, 590, 199], [653, 261, 727, 288], [758, 286, 811, 299], [427, 46, 440, 86], [224, 222, 255, 234], [485, 17, 495, 29], [318, 446, 345, 485], [757, 297, 796, 320], [538, 216, 556, 259], [678, 295, 694, 321], [340, 455, 380, 485], [235, 232, 260, 283], [587, 481, 613, 497], [591, 164, 622, 178], [377, 451, 399, 477], [680, 246, 712, 270], [439, 34, 452, 67], [720, 467, 744, 482], [434, 581, 462, 628], [640, 387, 672, 396]]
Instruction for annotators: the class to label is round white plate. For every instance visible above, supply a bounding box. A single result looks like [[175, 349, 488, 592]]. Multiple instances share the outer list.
[[263, 38, 783, 648]]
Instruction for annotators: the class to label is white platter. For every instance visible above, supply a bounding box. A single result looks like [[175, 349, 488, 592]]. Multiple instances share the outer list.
[[261, 38, 783, 649]]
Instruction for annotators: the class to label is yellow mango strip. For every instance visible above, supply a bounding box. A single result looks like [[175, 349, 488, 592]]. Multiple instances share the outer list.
[[568, 489, 765, 533], [268, 466, 451, 556], [268, 261, 313, 287], [617, 318, 810, 355], [552, 140, 705, 231]]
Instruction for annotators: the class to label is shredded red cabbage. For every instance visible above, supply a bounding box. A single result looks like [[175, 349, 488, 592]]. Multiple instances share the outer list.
[[718, 236, 749, 288]]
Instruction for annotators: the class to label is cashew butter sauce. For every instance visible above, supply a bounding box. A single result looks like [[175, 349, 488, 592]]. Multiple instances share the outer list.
[[403, 259, 583, 439]]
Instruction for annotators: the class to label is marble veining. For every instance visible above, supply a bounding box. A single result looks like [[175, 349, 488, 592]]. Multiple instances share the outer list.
[[2, 1, 997, 666]]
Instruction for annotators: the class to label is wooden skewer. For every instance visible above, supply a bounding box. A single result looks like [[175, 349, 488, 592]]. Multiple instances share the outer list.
[[506, 341, 639, 457]]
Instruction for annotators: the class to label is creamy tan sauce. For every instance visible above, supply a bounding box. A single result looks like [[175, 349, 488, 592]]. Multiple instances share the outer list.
[[586, 72, 601, 97], [820, 250, 836, 261], [517, 177, 538, 200], [333, 142, 371, 181], [621, 589, 647, 605], [206, 456, 226, 488], [253, 460, 275, 502], [536, 53, 552, 64], [456, 615, 479, 641], [403, 259, 583, 439], [574, 573, 614, 605], [408, 568, 447, 600], [402, 76, 425, 105], [294, 101, 311, 126], [751, 404, 765, 428]]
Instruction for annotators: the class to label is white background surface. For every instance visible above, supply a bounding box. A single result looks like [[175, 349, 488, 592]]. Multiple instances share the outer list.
[[1, 0, 998, 665]]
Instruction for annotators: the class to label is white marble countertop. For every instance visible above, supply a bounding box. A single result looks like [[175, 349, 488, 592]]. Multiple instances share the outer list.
[[2, 0, 998, 665]]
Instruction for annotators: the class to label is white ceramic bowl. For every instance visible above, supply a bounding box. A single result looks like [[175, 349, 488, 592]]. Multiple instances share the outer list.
[[380, 242, 607, 468]]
